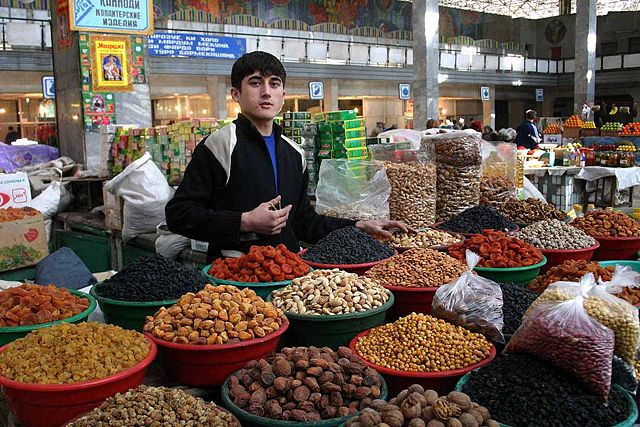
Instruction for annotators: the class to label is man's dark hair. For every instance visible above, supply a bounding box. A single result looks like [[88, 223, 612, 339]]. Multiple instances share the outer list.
[[8, 126, 14, 131], [231, 51, 286, 90], [526, 109, 537, 120]]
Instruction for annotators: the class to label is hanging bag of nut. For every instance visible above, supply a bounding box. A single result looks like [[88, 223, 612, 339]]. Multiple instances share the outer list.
[[432, 249, 505, 343], [505, 274, 615, 401], [421, 130, 482, 221], [480, 141, 518, 206], [315, 159, 391, 221], [368, 141, 436, 229]]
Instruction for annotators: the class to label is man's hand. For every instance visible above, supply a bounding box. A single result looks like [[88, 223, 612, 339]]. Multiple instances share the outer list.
[[241, 196, 292, 235], [355, 219, 412, 239]]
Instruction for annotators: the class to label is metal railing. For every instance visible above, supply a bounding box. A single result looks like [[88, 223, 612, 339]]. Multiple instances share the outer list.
[[0, 16, 50, 51]]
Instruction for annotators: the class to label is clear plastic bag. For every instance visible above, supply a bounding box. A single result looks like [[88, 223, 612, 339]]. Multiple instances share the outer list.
[[432, 250, 504, 342], [505, 275, 615, 401], [315, 159, 391, 221], [480, 142, 517, 205], [421, 131, 482, 221], [612, 355, 638, 395], [368, 142, 436, 228]]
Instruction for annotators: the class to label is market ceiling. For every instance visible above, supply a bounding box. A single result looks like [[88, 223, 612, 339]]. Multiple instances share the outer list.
[[436, 0, 640, 19]]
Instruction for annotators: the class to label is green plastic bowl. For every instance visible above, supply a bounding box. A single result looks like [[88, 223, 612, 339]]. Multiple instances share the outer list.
[[0, 289, 96, 346], [267, 291, 394, 349], [201, 265, 301, 299], [599, 260, 640, 272], [221, 370, 388, 427], [474, 256, 547, 287], [455, 373, 638, 427], [90, 283, 177, 332]]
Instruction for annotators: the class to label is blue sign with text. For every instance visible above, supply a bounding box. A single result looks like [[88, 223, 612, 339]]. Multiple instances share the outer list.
[[70, 0, 153, 35], [148, 32, 246, 60]]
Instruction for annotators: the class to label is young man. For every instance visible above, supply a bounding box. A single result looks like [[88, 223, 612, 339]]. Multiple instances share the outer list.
[[515, 109, 541, 149], [166, 51, 407, 261]]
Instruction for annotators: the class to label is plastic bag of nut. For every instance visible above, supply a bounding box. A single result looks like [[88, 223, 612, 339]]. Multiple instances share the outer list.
[[480, 141, 517, 205], [368, 142, 436, 228], [421, 130, 482, 221], [315, 159, 391, 221], [505, 274, 616, 401], [432, 250, 505, 343]]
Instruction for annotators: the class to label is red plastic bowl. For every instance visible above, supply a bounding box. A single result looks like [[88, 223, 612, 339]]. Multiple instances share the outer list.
[[349, 329, 497, 395], [592, 236, 640, 261], [0, 336, 156, 427], [539, 241, 600, 273], [298, 249, 398, 275], [146, 319, 289, 387], [382, 284, 439, 319]]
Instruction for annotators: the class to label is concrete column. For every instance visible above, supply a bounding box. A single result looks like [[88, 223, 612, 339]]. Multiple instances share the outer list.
[[574, 0, 597, 114], [323, 79, 339, 112], [206, 76, 228, 119], [482, 85, 496, 130], [412, 0, 439, 128]]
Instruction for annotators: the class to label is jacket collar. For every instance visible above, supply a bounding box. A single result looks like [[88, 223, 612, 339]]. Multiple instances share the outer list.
[[235, 113, 282, 142]]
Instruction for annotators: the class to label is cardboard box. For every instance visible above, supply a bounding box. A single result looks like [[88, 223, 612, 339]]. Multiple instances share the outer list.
[[0, 209, 48, 272], [0, 172, 31, 209], [103, 184, 123, 231]]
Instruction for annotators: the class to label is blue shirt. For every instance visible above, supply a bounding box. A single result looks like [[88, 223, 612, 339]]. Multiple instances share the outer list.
[[263, 133, 278, 191]]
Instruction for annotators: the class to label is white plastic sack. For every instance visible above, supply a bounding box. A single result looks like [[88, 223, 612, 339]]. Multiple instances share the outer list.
[[155, 222, 190, 260], [104, 153, 174, 243], [315, 159, 391, 221]]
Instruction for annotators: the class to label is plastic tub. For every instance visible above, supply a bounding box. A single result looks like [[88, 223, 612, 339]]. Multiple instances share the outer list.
[[0, 335, 156, 427], [0, 289, 97, 346], [455, 373, 638, 427], [90, 283, 176, 332], [298, 249, 398, 275], [349, 330, 497, 395], [473, 257, 547, 287], [600, 260, 640, 272], [221, 370, 388, 427], [382, 284, 439, 319], [201, 265, 296, 299], [146, 319, 289, 387], [268, 292, 394, 349], [592, 236, 640, 261], [539, 242, 600, 273]]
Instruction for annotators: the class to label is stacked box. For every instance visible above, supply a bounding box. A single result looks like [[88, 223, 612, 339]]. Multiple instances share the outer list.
[[110, 118, 221, 184], [282, 112, 312, 145], [314, 114, 368, 161]]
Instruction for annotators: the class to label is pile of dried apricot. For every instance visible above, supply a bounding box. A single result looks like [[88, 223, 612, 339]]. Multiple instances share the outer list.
[[208, 244, 310, 283], [0, 207, 39, 222], [448, 230, 543, 268], [0, 284, 90, 327]]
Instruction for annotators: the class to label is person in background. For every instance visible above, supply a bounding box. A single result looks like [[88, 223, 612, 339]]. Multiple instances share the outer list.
[[165, 51, 408, 262], [370, 122, 386, 137], [515, 109, 541, 149], [483, 125, 499, 141], [4, 126, 19, 144], [470, 120, 483, 133], [426, 118, 438, 129]]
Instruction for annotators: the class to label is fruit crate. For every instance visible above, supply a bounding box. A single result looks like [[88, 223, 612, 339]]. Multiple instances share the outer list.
[[563, 128, 581, 139], [581, 129, 599, 137]]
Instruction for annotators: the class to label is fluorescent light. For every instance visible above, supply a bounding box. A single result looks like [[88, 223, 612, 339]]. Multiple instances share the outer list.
[[586, 69, 593, 83], [512, 80, 523, 86], [588, 33, 597, 54], [0, 108, 5, 114], [423, 11, 439, 40]]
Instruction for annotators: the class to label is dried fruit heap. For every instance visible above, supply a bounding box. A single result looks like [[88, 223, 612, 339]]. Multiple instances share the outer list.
[[448, 230, 543, 268], [208, 245, 310, 282], [0, 284, 89, 327], [571, 209, 640, 238], [0, 207, 39, 222]]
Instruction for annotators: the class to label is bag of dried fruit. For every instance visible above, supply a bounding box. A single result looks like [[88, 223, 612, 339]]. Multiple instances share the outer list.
[[432, 250, 505, 343], [506, 273, 615, 401]]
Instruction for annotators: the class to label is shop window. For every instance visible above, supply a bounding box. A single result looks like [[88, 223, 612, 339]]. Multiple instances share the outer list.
[[601, 41, 617, 56], [629, 37, 640, 53]]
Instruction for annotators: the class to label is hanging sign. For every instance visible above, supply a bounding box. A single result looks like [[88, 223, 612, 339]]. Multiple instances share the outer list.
[[481, 86, 490, 101], [42, 76, 55, 99], [398, 83, 411, 100], [90, 35, 133, 92], [536, 88, 544, 102], [148, 32, 246, 59], [70, 0, 154, 35], [309, 81, 324, 100]]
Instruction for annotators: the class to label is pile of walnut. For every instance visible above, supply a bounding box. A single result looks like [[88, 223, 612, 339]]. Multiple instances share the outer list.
[[228, 346, 383, 422], [346, 385, 499, 427]]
